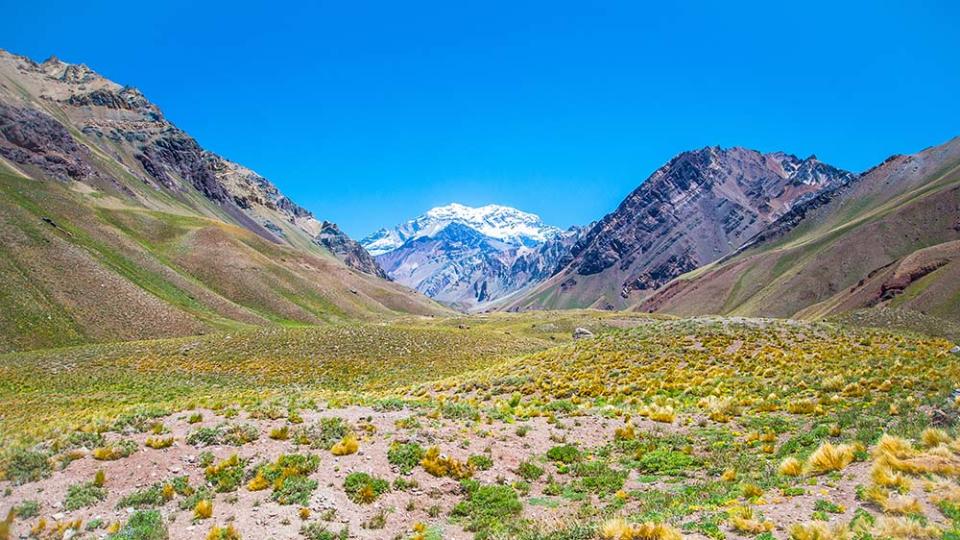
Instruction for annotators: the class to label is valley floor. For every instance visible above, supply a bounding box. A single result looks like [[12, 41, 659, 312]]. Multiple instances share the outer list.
[[1, 312, 959, 540]]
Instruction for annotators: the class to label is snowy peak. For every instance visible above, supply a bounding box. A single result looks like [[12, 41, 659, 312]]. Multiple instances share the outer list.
[[361, 203, 562, 255]]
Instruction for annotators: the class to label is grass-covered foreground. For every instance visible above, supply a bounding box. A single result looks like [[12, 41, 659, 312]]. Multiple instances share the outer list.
[[2, 313, 960, 540]]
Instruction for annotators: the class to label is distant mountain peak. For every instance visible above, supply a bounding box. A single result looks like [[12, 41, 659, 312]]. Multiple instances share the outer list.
[[361, 203, 561, 256]]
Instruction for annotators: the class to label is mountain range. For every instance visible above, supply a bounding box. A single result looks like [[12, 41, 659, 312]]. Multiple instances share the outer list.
[[0, 49, 446, 352], [1, 47, 958, 352], [361, 204, 584, 309]]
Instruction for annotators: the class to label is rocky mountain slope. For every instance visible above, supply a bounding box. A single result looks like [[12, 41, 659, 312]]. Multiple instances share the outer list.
[[363, 204, 581, 310], [0, 49, 446, 352], [640, 136, 960, 322], [506, 147, 855, 310]]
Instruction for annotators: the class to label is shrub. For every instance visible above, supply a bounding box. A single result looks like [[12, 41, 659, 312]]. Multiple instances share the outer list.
[[13, 500, 40, 519], [637, 448, 699, 475], [4, 448, 52, 484], [206, 524, 241, 540], [571, 460, 627, 496], [269, 426, 289, 440], [273, 475, 318, 506], [546, 444, 581, 464], [194, 499, 214, 519], [93, 440, 138, 460], [452, 481, 522, 535], [343, 472, 390, 504], [387, 442, 424, 474], [106, 510, 168, 540], [293, 417, 349, 449], [145, 437, 174, 449], [517, 460, 544, 481], [331, 433, 359, 456], [117, 484, 168, 509], [204, 454, 247, 492], [467, 454, 494, 471], [65, 480, 108, 510], [421, 446, 472, 479]]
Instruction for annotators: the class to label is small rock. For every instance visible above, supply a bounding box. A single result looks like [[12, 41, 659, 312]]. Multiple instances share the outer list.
[[62, 530, 76, 540], [951, 345, 960, 355], [573, 327, 594, 340], [52, 512, 65, 521]]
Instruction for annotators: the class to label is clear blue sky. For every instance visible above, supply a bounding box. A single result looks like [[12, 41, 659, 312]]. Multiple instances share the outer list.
[[6, 1, 959, 237]]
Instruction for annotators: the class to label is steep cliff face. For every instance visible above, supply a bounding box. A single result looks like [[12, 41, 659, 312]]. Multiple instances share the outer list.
[[507, 147, 855, 310]]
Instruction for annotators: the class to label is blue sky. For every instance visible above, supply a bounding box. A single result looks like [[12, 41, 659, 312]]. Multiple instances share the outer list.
[[6, 1, 959, 237]]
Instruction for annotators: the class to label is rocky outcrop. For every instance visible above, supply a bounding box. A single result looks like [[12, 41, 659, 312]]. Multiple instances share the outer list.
[[0, 102, 96, 181], [315, 221, 388, 279]]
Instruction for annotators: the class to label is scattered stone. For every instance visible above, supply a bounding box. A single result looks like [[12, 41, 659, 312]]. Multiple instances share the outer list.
[[951, 345, 960, 355], [573, 327, 594, 340]]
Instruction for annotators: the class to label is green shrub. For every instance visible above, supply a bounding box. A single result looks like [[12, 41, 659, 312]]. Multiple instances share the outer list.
[[117, 484, 166, 509], [293, 417, 349, 449], [300, 522, 349, 540], [517, 460, 544, 481], [387, 442, 424, 474], [65, 480, 107, 510], [468, 454, 494, 471], [571, 461, 627, 496], [107, 509, 168, 540], [13, 500, 39, 519], [273, 475, 318, 506], [4, 448, 51, 485], [204, 454, 247, 492], [343, 472, 390, 504], [637, 448, 699, 475], [546, 444, 581, 464], [452, 481, 522, 535]]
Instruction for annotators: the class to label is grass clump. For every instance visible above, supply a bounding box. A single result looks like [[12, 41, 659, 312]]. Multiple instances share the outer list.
[[387, 442, 424, 474], [343, 472, 390, 504], [805, 442, 856, 475], [571, 460, 627, 496], [600, 518, 683, 540], [300, 522, 349, 540], [13, 500, 40, 519]]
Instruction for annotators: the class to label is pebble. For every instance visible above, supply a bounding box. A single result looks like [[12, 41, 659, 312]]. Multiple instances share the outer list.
[[52, 513, 65, 521]]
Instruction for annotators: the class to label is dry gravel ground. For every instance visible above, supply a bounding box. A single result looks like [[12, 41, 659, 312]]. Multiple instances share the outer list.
[[4, 402, 951, 540], [1, 405, 619, 539]]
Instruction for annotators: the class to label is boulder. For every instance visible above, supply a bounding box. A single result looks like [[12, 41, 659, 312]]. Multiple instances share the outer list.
[[573, 327, 594, 340]]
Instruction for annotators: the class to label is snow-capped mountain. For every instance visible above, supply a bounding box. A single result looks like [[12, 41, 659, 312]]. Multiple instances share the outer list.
[[361, 204, 582, 310], [361, 203, 563, 256]]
